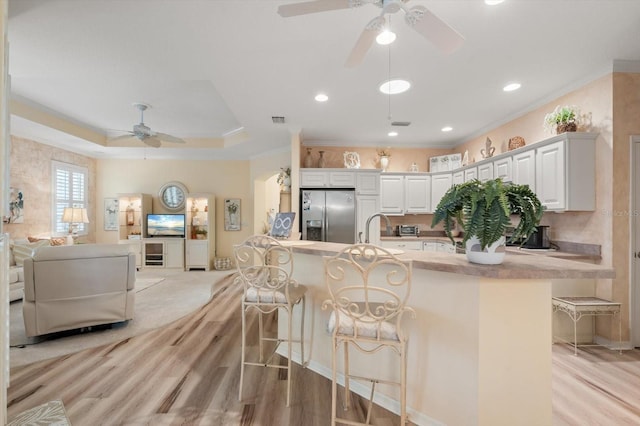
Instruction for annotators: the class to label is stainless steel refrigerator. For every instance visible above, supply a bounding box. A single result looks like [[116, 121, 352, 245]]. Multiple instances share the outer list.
[[301, 189, 356, 244]]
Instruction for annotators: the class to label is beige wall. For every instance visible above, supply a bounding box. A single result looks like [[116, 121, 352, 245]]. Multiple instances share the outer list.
[[4, 136, 97, 242], [249, 150, 290, 234], [95, 158, 254, 257], [604, 72, 640, 339], [300, 145, 452, 173]]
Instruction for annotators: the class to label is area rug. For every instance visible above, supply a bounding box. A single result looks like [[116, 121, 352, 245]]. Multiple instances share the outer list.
[[8, 399, 71, 426], [10, 269, 230, 367], [135, 277, 165, 292]]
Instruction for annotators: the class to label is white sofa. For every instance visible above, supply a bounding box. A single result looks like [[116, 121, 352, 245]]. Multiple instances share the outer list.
[[9, 239, 51, 302], [22, 244, 136, 337]]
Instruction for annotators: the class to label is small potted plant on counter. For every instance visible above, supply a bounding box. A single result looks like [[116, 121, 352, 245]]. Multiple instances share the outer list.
[[431, 178, 544, 264]]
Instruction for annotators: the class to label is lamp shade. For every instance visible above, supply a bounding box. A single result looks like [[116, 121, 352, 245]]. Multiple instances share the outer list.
[[62, 207, 89, 224]]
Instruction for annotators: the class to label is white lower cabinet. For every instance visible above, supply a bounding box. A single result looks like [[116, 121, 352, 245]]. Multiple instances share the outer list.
[[422, 240, 456, 253], [380, 240, 423, 251], [165, 239, 185, 269], [143, 238, 184, 269], [186, 240, 209, 270]]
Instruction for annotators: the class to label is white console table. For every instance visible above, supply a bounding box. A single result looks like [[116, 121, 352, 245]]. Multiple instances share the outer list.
[[552, 296, 621, 355]]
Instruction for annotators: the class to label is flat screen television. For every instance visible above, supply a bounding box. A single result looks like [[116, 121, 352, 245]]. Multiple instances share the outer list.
[[146, 214, 185, 238]]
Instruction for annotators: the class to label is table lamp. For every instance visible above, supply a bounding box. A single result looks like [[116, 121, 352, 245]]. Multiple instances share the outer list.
[[62, 207, 89, 245]]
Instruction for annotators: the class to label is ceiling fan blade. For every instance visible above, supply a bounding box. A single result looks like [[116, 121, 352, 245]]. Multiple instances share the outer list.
[[278, 0, 359, 18], [143, 137, 162, 148], [345, 16, 384, 68], [404, 5, 464, 55], [108, 132, 136, 142], [154, 132, 186, 144]]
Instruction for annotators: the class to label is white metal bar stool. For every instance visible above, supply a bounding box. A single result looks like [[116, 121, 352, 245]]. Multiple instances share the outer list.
[[323, 244, 415, 425], [234, 235, 307, 407]]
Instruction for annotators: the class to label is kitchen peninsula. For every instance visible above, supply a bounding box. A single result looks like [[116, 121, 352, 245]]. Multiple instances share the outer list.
[[279, 241, 615, 426]]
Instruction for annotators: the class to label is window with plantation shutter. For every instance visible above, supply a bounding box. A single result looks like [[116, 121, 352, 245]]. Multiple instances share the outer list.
[[52, 161, 88, 235]]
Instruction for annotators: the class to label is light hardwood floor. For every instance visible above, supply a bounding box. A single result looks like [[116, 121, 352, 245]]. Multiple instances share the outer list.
[[7, 275, 640, 425]]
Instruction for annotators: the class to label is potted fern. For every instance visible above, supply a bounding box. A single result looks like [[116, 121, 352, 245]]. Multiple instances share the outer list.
[[431, 178, 544, 264]]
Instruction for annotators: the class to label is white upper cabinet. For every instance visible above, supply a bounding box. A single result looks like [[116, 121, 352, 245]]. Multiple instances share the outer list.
[[452, 170, 464, 185], [356, 170, 381, 195], [300, 169, 355, 188], [535, 133, 596, 211], [430, 173, 453, 212], [380, 174, 405, 215], [464, 167, 478, 182], [536, 141, 566, 210], [380, 173, 431, 215], [477, 163, 494, 182], [493, 156, 513, 182], [405, 174, 431, 214], [512, 149, 536, 191]]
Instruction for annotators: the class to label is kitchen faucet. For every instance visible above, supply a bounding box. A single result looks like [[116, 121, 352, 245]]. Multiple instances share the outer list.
[[364, 212, 392, 243]]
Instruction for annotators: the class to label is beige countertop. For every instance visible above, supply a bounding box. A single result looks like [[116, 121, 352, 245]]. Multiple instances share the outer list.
[[380, 236, 602, 262], [289, 241, 615, 280]]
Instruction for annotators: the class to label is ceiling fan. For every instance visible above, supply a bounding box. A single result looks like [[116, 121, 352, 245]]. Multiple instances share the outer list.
[[277, 0, 464, 67], [110, 103, 186, 148]]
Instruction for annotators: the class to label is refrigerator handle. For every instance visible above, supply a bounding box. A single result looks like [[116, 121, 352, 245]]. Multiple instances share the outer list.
[[322, 206, 327, 242]]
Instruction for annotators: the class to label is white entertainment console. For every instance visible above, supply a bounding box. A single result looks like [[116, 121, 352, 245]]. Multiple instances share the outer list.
[[143, 238, 184, 269]]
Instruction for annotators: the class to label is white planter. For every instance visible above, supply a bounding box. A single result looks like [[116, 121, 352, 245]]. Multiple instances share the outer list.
[[465, 235, 506, 265]]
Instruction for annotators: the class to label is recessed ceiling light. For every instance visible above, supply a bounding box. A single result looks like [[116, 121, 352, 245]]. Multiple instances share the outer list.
[[376, 30, 396, 45], [388, 131, 398, 137], [315, 93, 329, 102], [441, 126, 453, 132], [485, 0, 505, 5], [503, 82, 521, 92], [379, 79, 411, 95]]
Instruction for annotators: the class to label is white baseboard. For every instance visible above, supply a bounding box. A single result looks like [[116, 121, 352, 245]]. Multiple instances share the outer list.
[[277, 347, 445, 426]]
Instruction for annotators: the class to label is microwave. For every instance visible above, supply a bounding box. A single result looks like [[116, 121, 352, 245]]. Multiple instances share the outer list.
[[397, 225, 420, 237]]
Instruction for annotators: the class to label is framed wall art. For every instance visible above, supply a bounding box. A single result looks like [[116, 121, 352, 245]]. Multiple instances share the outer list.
[[104, 198, 119, 231], [224, 198, 241, 231]]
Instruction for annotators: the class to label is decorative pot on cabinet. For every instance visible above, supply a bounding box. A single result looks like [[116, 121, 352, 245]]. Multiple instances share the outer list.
[[556, 122, 577, 134]]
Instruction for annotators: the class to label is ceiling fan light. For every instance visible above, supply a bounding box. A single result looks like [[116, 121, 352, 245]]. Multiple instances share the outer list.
[[379, 79, 411, 95], [376, 29, 396, 45], [503, 82, 521, 92]]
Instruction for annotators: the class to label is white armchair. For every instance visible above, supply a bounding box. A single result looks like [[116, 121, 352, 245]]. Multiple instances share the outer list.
[[22, 244, 136, 337]]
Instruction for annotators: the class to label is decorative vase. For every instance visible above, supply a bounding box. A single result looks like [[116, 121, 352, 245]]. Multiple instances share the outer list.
[[380, 155, 390, 172], [556, 122, 577, 134], [318, 150, 326, 168], [304, 148, 313, 168], [465, 235, 506, 265]]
